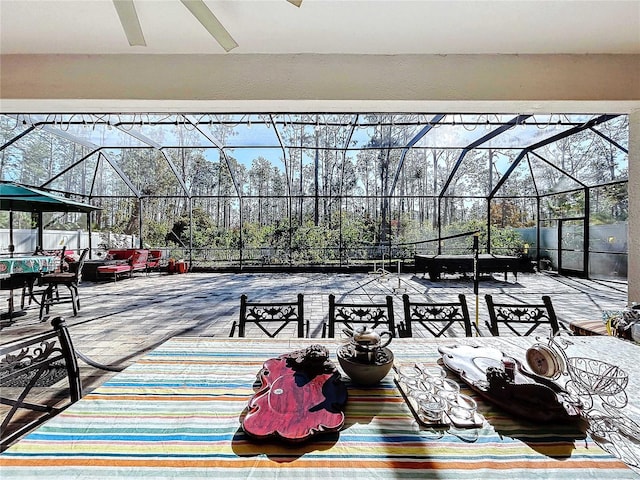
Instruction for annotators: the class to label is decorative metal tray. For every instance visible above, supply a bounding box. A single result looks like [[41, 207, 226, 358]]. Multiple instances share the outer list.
[[241, 345, 348, 442], [438, 344, 583, 423]]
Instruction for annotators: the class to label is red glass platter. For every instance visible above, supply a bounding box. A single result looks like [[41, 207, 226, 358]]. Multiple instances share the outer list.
[[241, 345, 348, 442]]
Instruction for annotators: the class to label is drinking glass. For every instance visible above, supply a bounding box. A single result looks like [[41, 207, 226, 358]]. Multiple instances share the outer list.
[[418, 394, 447, 422], [447, 393, 477, 422], [417, 363, 446, 379]]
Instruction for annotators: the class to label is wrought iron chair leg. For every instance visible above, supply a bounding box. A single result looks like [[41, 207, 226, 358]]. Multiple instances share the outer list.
[[70, 286, 78, 316], [39, 285, 54, 322]]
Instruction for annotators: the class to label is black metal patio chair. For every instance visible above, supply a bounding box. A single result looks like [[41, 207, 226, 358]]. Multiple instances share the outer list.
[[229, 293, 307, 338], [0, 316, 124, 451], [324, 294, 396, 338], [484, 294, 560, 336], [399, 293, 478, 337]]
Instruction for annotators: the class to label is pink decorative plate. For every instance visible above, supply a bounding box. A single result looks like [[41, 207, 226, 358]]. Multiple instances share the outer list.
[[242, 345, 348, 442]]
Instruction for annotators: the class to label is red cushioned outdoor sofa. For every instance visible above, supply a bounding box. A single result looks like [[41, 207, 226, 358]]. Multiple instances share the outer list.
[[97, 249, 149, 281]]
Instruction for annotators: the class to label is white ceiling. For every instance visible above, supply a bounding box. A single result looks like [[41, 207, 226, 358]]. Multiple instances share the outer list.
[[1, 0, 639, 55]]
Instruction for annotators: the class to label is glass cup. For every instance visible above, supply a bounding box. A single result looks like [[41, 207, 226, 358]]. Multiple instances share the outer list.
[[447, 393, 477, 422], [397, 364, 422, 390], [436, 388, 458, 405], [417, 363, 446, 379], [418, 394, 447, 422], [434, 378, 460, 394], [409, 389, 432, 404], [397, 364, 421, 379], [423, 376, 459, 396]]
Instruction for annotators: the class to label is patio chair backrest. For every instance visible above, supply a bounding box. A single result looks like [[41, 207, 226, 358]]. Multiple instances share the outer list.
[[326, 294, 396, 338], [1, 314, 126, 451], [400, 293, 476, 338], [231, 294, 307, 338], [34, 245, 67, 272], [484, 294, 560, 336], [0, 317, 81, 451]]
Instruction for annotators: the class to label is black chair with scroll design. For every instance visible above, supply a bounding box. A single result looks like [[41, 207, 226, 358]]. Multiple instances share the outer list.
[[0, 316, 124, 451], [399, 293, 477, 338], [229, 293, 307, 338], [484, 294, 560, 336], [324, 294, 396, 338]]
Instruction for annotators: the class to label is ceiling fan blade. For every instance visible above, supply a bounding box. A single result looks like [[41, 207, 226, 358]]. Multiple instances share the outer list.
[[180, 0, 238, 52], [287, 0, 303, 6], [112, 0, 146, 46]]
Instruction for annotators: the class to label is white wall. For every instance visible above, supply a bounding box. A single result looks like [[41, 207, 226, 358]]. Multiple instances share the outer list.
[[1, 54, 638, 112]]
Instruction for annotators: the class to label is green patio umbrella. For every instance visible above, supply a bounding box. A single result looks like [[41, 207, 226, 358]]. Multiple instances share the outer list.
[[0, 181, 100, 255]]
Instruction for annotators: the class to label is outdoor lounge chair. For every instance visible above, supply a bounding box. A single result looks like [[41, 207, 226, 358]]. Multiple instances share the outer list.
[[229, 293, 307, 338], [324, 294, 396, 338], [399, 293, 477, 337], [96, 249, 149, 281], [484, 294, 560, 336]]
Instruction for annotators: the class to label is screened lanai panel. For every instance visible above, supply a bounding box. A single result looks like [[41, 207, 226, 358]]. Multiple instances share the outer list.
[[491, 197, 537, 228], [481, 115, 598, 149], [53, 119, 149, 149], [162, 147, 215, 194], [531, 123, 628, 187], [590, 183, 628, 224], [0, 128, 96, 187], [123, 115, 213, 148], [491, 151, 538, 198], [589, 182, 628, 279], [560, 121, 628, 185], [350, 115, 417, 152], [1, 115, 33, 144], [540, 191, 585, 221], [439, 149, 496, 197], [91, 152, 141, 197], [414, 114, 514, 149], [229, 148, 289, 197], [105, 148, 187, 196], [44, 154, 100, 197], [437, 149, 490, 196], [527, 154, 584, 195], [92, 196, 140, 233], [439, 197, 488, 253], [395, 149, 439, 196], [216, 116, 281, 148]]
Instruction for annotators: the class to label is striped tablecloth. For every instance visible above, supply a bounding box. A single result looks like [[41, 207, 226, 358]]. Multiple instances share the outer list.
[[1, 337, 638, 479]]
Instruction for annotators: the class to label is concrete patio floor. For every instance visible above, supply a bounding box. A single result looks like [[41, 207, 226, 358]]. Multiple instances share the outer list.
[[0, 270, 629, 393]]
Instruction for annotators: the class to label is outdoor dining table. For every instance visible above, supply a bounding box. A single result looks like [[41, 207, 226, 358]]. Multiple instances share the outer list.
[[0, 255, 57, 320], [1, 335, 639, 479]]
